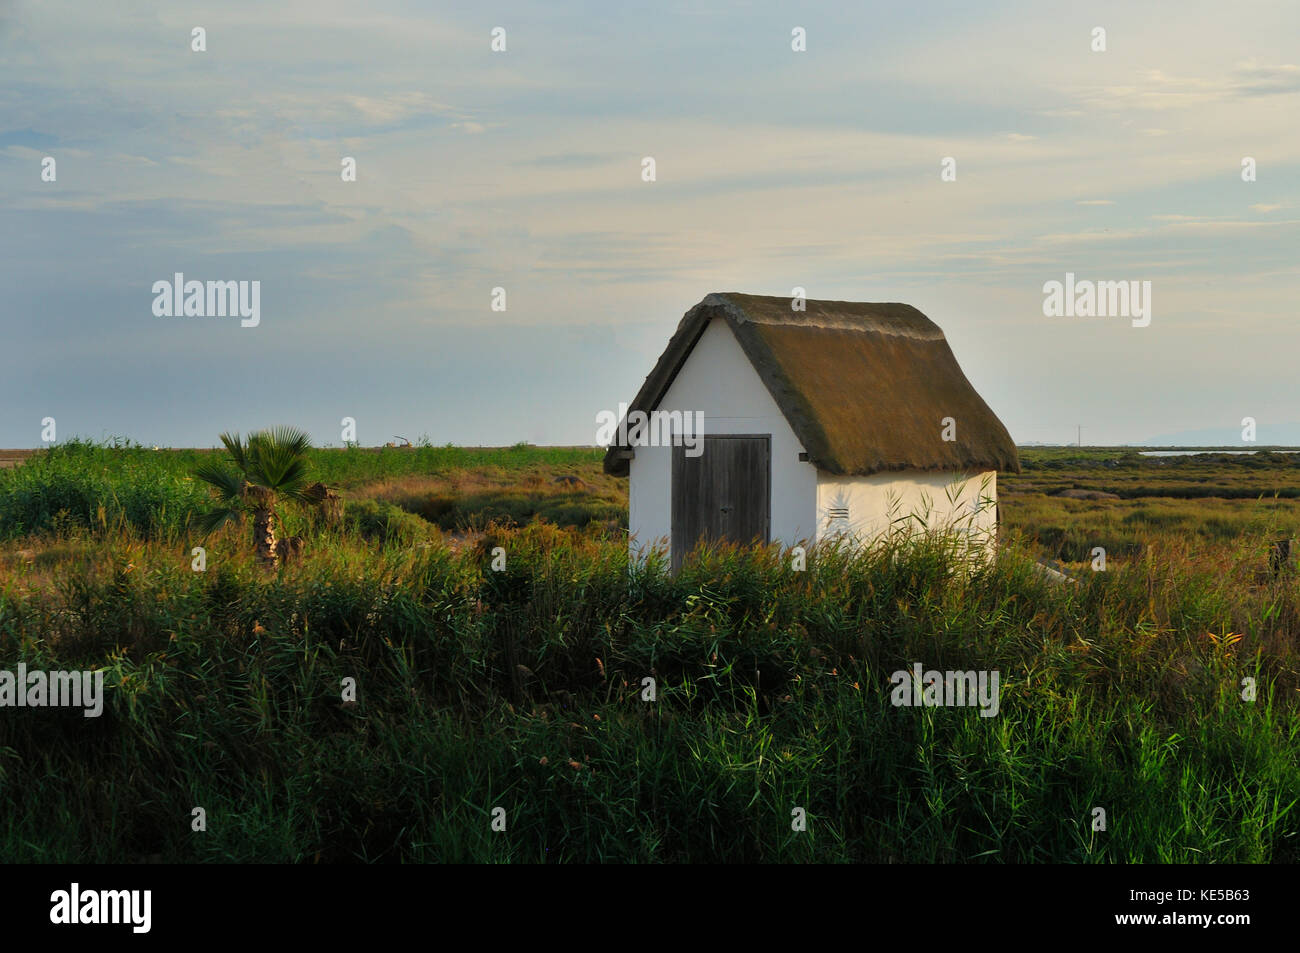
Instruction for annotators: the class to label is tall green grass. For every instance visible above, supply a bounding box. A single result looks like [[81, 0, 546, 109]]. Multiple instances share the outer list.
[[1, 522, 1295, 863], [0, 439, 604, 542], [0, 439, 208, 542]]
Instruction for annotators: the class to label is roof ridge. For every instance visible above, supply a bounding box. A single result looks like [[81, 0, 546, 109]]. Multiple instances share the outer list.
[[709, 292, 946, 340]]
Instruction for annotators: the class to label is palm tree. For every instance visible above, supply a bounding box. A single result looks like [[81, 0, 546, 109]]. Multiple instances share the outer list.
[[194, 427, 317, 569]]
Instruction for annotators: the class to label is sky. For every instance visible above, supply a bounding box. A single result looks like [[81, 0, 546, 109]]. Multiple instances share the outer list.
[[2, 0, 1298, 448]]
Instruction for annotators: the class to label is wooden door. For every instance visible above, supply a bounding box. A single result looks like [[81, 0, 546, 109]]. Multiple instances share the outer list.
[[671, 435, 771, 570]]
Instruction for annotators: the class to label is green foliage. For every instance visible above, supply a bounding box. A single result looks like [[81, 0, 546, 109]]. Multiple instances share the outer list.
[[412, 489, 624, 531], [0, 441, 606, 542], [0, 438, 207, 542], [191, 428, 317, 550], [1, 441, 1297, 861], [0, 525, 1296, 862], [343, 499, 432, 547]]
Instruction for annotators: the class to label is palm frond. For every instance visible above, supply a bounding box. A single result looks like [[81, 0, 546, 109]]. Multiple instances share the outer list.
[[274, 458, 314, 501], [247, 427, 313, 493], [197, 428, 315, 539], [195, 505, 243, 537], [265, 425, 313, 458], [218, 432, 248, 474], [193, 462, 246, 503]]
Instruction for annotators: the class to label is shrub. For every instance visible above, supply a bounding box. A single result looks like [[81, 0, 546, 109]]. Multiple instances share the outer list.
[[344, 499, 432, 547]]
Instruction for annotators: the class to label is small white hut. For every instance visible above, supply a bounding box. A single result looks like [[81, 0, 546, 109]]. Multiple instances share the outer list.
[[603, 293, 1020, 567]]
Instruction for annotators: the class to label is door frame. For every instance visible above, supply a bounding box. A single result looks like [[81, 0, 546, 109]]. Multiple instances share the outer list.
[[671, 433, 772, 570]]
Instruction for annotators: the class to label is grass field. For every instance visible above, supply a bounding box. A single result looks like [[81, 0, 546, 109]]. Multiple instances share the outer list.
[[0, 439, 1297, 862], [1002, 448, 1300, 566]]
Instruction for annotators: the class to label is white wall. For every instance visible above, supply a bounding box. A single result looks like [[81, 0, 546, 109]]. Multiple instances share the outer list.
[[816, 469, 999, 550], [628, 316, 819, 561]]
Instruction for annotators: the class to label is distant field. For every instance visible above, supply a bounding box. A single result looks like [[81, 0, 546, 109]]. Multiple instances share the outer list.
[[4, 441, 1298, 558], [1001, 447, 1300, 567], [1007, 447, 1300, 499], [0, 441, 611, 542]]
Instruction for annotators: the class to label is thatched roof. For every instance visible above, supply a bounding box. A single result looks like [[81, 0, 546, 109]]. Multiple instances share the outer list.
[[603, 292, 1020, 477]]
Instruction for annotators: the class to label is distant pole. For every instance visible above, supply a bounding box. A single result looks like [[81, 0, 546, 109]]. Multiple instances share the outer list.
[[1077, 425, 1082, 447]]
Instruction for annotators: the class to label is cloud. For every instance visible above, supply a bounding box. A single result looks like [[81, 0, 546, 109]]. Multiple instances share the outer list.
[[2, 144, 89, 159], [513, 152, 624, 169], [1231, 62, 1300, 97], [1070, 63, 1300, 113], [339, 93, 456, 125], [1036, 218, 1300, 247], [1077, 199, 1114, 206], [1073, 71, 1225, 112]]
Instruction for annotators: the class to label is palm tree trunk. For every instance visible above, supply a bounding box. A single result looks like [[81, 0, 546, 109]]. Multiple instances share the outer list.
[[253, 506, 278, 569]]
